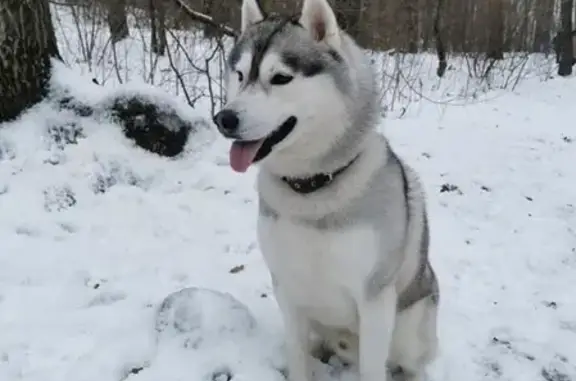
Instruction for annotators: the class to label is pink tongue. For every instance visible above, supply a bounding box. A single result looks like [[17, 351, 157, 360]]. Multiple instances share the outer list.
[[229, 140, 264, 173]]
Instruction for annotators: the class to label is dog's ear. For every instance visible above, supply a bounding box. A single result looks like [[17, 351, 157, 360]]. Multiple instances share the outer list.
[[241, 0, 264, 32], [299, 0, 340, 47]]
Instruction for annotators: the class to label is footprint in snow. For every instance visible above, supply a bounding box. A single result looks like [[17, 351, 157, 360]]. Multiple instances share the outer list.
[[43, 186, 77, 212]]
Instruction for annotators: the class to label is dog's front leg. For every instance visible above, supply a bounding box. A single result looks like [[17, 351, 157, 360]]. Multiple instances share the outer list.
[[358, 285, 397, 381], [276, 292, 313, 381]]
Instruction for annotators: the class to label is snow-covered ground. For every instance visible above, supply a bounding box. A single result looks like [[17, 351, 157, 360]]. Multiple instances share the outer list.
[[1, 6, 576, 381]]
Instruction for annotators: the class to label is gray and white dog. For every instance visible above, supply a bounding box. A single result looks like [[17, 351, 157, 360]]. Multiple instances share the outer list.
[[213, 0, 440, 380]]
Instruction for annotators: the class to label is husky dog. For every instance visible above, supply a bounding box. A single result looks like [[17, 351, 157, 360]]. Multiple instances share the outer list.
[[213, 0, 440, 380]]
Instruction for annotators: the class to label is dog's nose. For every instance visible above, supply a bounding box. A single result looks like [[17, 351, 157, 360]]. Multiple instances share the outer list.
[[213, 109, 239, 136]]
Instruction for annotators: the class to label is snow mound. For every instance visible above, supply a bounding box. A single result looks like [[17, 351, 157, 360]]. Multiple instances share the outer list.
[[49, 60, 213, 158], [155, 287, 258, 346], [140, 287, 285, 381]]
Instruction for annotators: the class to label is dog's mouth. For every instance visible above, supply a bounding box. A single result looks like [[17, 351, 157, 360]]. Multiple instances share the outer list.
[[229, 116, 297, 173]]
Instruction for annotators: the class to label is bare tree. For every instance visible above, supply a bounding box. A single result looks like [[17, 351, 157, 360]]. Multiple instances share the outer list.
[[200, 0, 217, 38], [444, 0, 471, 52], [486, 0, 505, 59], [558, 0, 574, 76], [532, 0, 555, 54], [404, 0, 419, 53], [0, 0, 61, 123], [149, 0, 167, 55], [434, 0, 447, 77], [105, 0, 130, 43]]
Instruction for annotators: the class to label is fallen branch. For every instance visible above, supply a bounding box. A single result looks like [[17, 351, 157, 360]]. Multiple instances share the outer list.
[[170, 0, 237, 38]]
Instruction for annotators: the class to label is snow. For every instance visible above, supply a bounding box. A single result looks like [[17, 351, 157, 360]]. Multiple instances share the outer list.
[[1, 5, 576, 381]]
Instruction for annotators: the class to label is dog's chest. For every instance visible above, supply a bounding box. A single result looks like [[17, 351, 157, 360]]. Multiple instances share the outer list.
[[258, 215, 378, 329]]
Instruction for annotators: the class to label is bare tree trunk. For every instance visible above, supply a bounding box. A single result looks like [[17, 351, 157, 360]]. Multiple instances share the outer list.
[[201, 0, 218, 38], [421, 0, 437, 51], [448, 0, 471, 52], [0, 0, 61, 123], [532, 0, 554, 53], [405, 0, 420, 53], [558, 0, 574, 76], [149, 0, 167, 55], [518, 0, 530, 51], [105, 0, 130, 44], [487, 0, 505, 59], [434, 0, 447, 77]]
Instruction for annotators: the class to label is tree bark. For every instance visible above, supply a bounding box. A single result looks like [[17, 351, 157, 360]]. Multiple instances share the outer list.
[[558, 0, 574, 76], [0, 0, 62, 123], [150, 0, 167, 55], [105, 0, 130, 44]]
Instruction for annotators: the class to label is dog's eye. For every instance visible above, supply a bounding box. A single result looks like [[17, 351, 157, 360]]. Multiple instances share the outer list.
[[236, 71, 244, 82], [270, 74, 293, 85]]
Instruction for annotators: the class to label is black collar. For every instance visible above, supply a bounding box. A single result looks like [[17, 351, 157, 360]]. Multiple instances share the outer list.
[[281, 156, 359, 194]]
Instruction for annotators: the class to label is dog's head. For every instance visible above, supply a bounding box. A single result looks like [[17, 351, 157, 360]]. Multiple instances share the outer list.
[[214, 0, 357, 174]]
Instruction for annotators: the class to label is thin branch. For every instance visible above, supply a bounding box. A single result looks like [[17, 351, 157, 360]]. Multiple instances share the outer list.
[[169, 0, 237, 38], [164, 31, 196, 107]]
